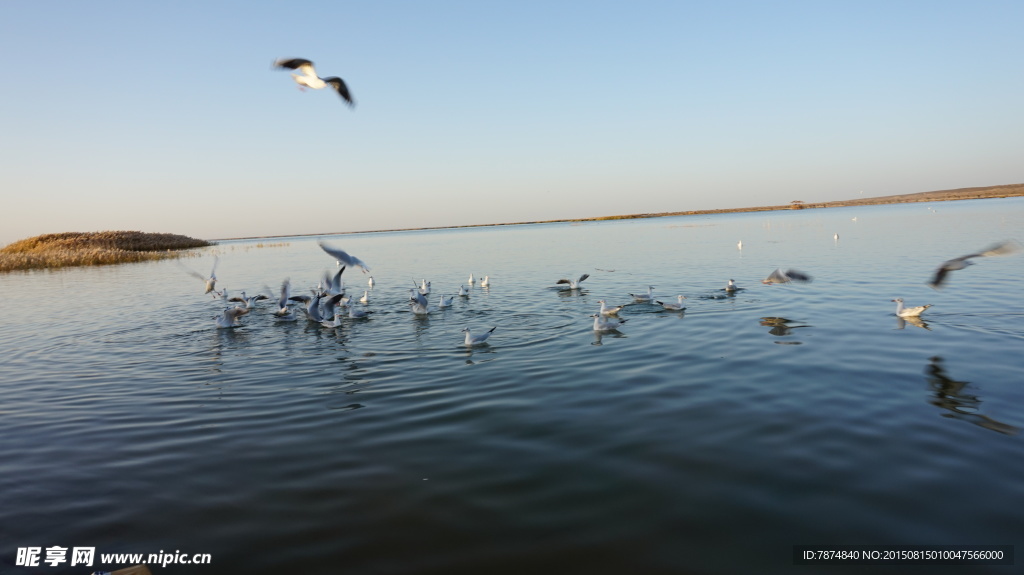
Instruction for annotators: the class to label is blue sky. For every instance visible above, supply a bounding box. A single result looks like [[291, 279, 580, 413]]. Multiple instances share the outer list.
[[2, 1, 1022, 245]]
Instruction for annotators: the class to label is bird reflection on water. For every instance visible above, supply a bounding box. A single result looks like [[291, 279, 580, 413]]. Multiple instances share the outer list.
[[896, 315, 931, 330], [925, 356, 1019, 436], [759, 317, 811, 342]]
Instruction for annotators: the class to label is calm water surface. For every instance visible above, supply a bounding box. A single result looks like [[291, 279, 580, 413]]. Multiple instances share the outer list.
[[2, 199, 1023, 574]]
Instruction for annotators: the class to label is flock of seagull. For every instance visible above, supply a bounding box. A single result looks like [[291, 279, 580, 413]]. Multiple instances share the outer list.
[[185, 237, 1020, 344]]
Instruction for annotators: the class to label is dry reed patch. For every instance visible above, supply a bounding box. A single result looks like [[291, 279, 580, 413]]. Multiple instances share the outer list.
[[1, 231, 213, 272]]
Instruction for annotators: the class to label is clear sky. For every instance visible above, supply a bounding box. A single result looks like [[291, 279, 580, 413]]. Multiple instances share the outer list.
[[2, 1, 1022, 245]]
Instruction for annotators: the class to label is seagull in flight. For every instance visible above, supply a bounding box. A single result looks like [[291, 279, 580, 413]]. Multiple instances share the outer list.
[[556, 273, 590, 290], [318, 241, 371, 273], [273, 58, 354, 106], [928, 240, 1021, 289], [762, 268, 813, 284], [180, 257, 219, 296]]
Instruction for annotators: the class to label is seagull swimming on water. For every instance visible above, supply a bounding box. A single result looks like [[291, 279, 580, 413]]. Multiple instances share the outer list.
[[273, 58, 354, 106], [318, 241, 371, 273], [892, 298, 932, 318], [462, 326, 496, 346], [597, 300, 625, 316], [725, 279, 739, 292], [556, 274, 590, 290], [928, 240, 1021, 289], [656, 295, 687, 311], [630, 286, 655, 303]]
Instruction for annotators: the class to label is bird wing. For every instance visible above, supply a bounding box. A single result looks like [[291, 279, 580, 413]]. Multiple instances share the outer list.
[[928, 266, 950, 289], [318, 241, 371, 272], [278, 278, 291, 309], [323, 77, 354, 106], [224, 307, 249, 320], [578, 273, 590, 283], [555, 279, 571, 285], [784, 269, 813, 283], [274, 57, 314, 71], [977, 240, 1021, 258]]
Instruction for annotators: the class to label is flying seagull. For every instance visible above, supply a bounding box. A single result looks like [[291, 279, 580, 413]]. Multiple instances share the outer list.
[[556, 273, 590, 290], [762, 268, 813, 284], [928, 240, 1021, 289], [317, 241, 371, 273], [273, 58, 354, 106]]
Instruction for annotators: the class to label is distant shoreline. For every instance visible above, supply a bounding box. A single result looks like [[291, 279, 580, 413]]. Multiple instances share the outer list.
[[215, 182, 1024, 241]]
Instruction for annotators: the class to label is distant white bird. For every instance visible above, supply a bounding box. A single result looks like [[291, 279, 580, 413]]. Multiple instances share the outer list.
[[462, 326, 496, 346], [556, 273, 590, 289], [317, 241, 371, 273], [273, 58, 354, 106], [591, 313, 627, 331], [762, 268, 813, 284], [216, 306, 248, 329], [597, 300, 625, 316], [928, 240, 1021, 289], [368, 276, 375, 288], [359, 290, 370, 304], [737, 240, 743, 250], [725, 279, 739, 292], [480, 275, 490, 287], [630, 286, 655, 303], [833, 233, 839, 241], [656, 295, 687, 310], [891, 298, 932, 318], [417, 279, 431, 294], [438, 294, 454, 308], [457, 285, 470, 297], [468, 273, 475, 285]]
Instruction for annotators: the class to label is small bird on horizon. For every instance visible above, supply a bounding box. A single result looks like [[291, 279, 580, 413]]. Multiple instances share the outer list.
[[273, 58, 354, 106]]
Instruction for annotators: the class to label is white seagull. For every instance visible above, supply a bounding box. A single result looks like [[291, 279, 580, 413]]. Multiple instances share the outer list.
[[273, 58, 354, 106], [725, 279, 739, 292], [229, 290, 269, 309], [273, 278, 294, 316], [359, 290, 370, 304], [468, 273, 475, 285], [737, 240, 743, 250], [317, 241, 371, 273], [462, 326, 496, 346], [762, 268, 813, 284], [630, 286, 655, 303], [457, 285, 470, 297], [591, 313, 627, 331], [928, 240, 1021, 289], [597, 300, 625, 316], [891, 298, 932, 318], [216, 306, 249, 329], [368, 276, 375, 288], [480, 275, 490, 287], [556, 273, 590, 290], [181, 257, 219, 296], [438, 294, 454, 308], [656, 295, 687, 310]]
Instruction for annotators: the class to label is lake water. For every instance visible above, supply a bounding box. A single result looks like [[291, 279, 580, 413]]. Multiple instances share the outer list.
[[2, 199, 1022, 574]]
